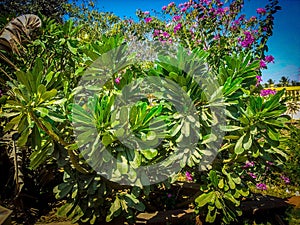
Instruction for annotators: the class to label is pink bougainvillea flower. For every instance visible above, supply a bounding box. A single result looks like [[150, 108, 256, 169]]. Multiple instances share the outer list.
[[241, 31, 255, 47], [248, 172, 257, 179], [162, 5, 167, 10], [174, 23, 182, 33], [153, 29, 160, 37], [144, 11, 150, 15], [213, 34, 220, 40], [260, 89, 276, 97], [181, 7, 188, 12], [256, 75, 262, 86], [168, 2, 175, 7], [259, 60, 267, 68], [144, 17, 152, 23], [215, 7, 228, 15], [185, 171, 193, 181], [249, 16, 257, 22], [281, 175, 290, 184], [257, 8, 266, 14], [256, 183, 267, 190], [243, 161, 255, 168], [162, 31, 170, 38], [115, 77, 121, 84], [265, 55, 275, 63], [202, 0, 211, 5], [172, 15, 181, 21]]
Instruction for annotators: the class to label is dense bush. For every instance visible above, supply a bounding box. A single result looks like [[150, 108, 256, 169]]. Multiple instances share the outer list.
[[1, 0, 295, 224]]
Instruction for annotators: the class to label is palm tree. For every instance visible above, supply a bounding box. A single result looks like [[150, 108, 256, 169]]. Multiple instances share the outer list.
[[267, 78, 275, 87], [279, 76, 290, 87], [291, 80, 300, 86], [286, 101, 300, 122]]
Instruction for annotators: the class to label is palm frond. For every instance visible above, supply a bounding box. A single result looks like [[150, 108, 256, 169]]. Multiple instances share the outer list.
[[0, 14, 42, 69]]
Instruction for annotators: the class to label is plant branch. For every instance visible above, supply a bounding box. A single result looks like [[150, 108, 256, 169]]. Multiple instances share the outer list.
[[29, 110, 89, 174]]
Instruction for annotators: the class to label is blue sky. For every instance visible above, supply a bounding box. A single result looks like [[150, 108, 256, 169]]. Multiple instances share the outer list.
[[90, 0, 300, 84]]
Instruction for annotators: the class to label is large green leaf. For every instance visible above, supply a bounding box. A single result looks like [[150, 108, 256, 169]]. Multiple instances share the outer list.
[[106, 197, 121, 222], [140, 149, 158, 160], [195, 192, 214, 207], [234, 134, 246, 155]]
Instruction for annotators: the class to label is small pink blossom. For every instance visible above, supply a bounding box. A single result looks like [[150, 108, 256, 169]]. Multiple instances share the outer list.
[[172, 15, 181, 22], [144, 17, 152, 23], [249, 16, 257, 22], [162, 31, 170, 38], [248, 172, 257, 179], [281, 175, 290, 184], [265, 55, 274, 63], [181, 7, 188, 12], [174, 23, 182, 33], [257, 8, 266, 15], [256, 75, 262, 86], [260, 89, 276, 97], [256, 183, 267, 190], [213, 34, 220, 40], [243, 161, 255, 168], [241, 31, 255, 48], [238, 15, 245, 21], [162, 6, 167, 10], [153, 29, 160, 37], [144, 11, 150, 15], [115, 77, 121, 84], [168, 2, 175, 7], [260, 60, 267, 68], [185, 171, 193, 181]]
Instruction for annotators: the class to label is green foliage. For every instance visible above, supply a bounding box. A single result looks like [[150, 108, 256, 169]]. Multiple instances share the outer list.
[[0, 0, 68, 22], [282, 123, 300, 185], [0, 0, 290, 224]]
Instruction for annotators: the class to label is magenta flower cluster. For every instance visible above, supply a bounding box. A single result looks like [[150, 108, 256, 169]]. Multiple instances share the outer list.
[[260, 60, 267, 68], [153, 29, 172, 43], [115, 77, 121, 84], [260, 89, 276, 97], [174, 23, 182, 33], [243, 161, 255, 168], [172, 15, 181, 22], [168, 2, 175, 7], [144, 17, 152, 23], [260, 55, 274, 69], [248, 172, 257, 179], [256, 8, 266, 15], [255, 75, 262, 86], [265, 55, 275, 63], [185, 171, 193, 181], [281, 175, 290, 184], [240, 31, 255, 48], [256, 183, 267, 190]]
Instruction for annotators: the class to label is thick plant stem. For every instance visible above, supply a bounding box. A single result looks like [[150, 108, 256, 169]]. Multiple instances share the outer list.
[[29, 110, 89, 174], [0, 67, 14, 81]]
